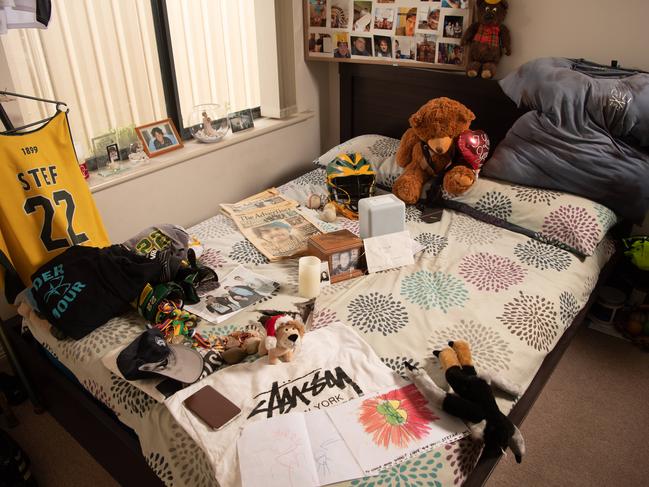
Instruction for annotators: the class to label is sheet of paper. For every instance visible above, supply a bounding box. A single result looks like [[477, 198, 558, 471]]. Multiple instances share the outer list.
[[411, 238, 424, 255], [306, 410, 364, 485], [364, 230, 415, 273], [326, 384, 468, 474], [238, 413, 319, 487]]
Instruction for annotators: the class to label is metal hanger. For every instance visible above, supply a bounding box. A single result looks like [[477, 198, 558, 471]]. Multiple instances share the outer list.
[[0, 89, 68, 134]]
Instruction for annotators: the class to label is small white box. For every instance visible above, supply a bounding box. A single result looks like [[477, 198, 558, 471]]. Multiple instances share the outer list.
[[359, 194, 406, 239]]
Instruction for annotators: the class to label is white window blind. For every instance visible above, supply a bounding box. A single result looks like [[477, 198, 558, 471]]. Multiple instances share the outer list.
[[166, 0, 260, 118], [0, 0, 261, 155]]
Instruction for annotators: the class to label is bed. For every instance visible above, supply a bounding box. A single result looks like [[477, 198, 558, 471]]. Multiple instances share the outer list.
[[1, 63, 621, 487]]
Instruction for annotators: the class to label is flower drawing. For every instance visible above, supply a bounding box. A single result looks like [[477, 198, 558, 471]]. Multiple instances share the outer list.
[[359, 384, 438, 448]]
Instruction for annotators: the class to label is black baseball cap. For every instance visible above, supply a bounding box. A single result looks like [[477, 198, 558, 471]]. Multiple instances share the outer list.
[[117, 329, 203, 384]]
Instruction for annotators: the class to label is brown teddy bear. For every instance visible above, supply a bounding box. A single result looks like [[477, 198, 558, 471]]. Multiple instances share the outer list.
[[392, 97, 476, 205], [462, 0, 511, 79], [257, 314, 306, 365]]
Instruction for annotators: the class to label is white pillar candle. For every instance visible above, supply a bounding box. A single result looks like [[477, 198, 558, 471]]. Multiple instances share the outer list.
[[299, 256, 321, 299]]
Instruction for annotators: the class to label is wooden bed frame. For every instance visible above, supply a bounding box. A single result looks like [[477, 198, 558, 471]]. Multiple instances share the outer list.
[[0, 63, 617, 487]]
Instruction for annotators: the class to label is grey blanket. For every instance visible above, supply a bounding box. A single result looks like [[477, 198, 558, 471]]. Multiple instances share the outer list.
[[483, 57, 649, 222]]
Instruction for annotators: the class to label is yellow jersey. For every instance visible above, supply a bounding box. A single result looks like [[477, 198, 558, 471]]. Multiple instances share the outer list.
[[0, 111, 110, 302]]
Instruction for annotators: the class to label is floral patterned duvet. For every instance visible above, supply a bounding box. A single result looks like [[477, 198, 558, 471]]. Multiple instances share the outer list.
[[25, 168, 614, 486]]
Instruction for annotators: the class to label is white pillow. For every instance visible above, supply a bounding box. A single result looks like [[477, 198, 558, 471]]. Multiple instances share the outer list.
[[315, 134, 403, 189]]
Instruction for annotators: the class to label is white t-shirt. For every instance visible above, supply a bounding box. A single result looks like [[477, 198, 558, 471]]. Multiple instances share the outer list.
[[165, 322, 404, 487]]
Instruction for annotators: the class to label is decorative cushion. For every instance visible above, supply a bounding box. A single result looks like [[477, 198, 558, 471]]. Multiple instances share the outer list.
[[443, 177, 618, 257], [315, 135, 402, 189]]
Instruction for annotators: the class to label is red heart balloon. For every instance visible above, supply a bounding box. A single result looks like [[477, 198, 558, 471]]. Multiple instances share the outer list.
[[457, 130, 490, 171]]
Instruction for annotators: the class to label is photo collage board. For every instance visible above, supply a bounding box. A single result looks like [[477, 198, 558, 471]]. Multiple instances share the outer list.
[[305, 0, 472, 69]]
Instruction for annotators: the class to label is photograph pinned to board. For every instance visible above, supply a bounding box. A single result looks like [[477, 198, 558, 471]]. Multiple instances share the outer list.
[[308, 32, 332, 55], [228, 109, 254, 133], [326, 384, 468, 474], [309, 0, 327, 27], [442, 13, 466, 39], [438, 41, 464, 65], [372, 4, 395, 32], [184, 265, 279, 325], [417, 3, 441, 32], [415, 34, 437, 63], [442, 0, 469, 8], [373, 35, 392, 58], [330, 0, 350, 29], [394, 36, 416, 60], [333, 31, 351, 58], [352, 1, 373, 32], [395, 7, 417, 36], [351, 35, 372, 57]]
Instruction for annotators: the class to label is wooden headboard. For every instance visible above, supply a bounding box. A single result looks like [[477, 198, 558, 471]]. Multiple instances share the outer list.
[[339, 63, 525, 148]]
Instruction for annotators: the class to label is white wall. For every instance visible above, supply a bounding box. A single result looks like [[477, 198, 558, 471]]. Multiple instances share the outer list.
[[499, 0, 649, 75]]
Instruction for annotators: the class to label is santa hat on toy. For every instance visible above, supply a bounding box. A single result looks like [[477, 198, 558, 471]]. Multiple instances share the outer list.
[[264, 314, 292, 349]]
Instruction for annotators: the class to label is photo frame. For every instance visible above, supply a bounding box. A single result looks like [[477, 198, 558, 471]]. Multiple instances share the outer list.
[[228, 109, 255, 133], [303, 0, 473, 71], [135, 118, 183, 157], [106, 143, 120, 162]]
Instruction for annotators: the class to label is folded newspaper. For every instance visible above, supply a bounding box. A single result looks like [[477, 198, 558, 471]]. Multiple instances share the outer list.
[[185, 265, 279, 324], [221, 189, 322, 262]]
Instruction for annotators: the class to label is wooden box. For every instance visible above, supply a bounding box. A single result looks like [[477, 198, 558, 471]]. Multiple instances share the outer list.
[[307, 230, 365, 284]]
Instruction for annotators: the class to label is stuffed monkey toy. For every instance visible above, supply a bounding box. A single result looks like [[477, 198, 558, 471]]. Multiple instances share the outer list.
[[405, 340, 526, 462]]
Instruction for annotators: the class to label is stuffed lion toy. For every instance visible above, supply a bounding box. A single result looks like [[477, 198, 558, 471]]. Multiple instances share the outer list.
[[258, 314, 305, 365]]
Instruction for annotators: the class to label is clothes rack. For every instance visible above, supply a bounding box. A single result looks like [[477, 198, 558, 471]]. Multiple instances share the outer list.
[[0, 89, 68, 133]]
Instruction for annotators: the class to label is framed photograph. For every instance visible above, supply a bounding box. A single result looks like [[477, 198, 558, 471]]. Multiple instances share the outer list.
[[331, 248, 361, 277], [91, 131, 116, 159], [228, 109, 255, 133], [135, 118, 183, 157], [106, 143, 120, 162]]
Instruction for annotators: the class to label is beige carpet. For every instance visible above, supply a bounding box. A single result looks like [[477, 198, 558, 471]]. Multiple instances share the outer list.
[[488, 326, 649, 487], [2, 326, 648, 487]]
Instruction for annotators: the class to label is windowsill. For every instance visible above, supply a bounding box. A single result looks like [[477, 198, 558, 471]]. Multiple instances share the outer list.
[[87, 111, 314, 193]]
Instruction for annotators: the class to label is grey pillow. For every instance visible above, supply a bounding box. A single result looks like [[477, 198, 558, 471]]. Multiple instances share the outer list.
[[483, 57, 649, 222]]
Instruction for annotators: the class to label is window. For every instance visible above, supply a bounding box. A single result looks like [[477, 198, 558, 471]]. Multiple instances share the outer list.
[[0, 0, 260, 158]]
